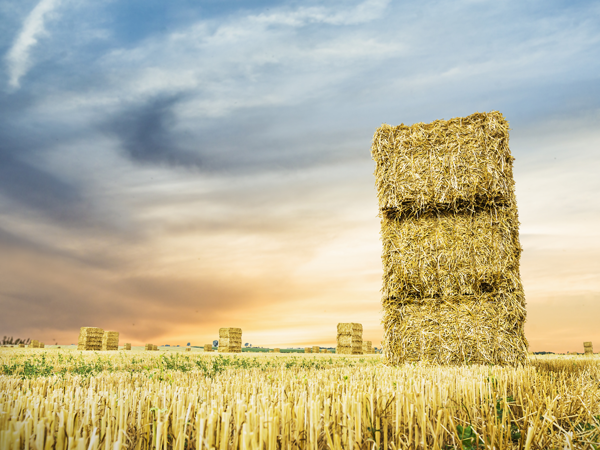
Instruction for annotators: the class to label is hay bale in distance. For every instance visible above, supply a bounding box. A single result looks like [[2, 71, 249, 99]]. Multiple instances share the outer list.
[[153, 345, 158, 351], [145, 344, 153, 351], [274, 348, 280, 353], [219, 328, 242, 353], [101, 331, 119, 351], [363, 340, 373, 354], [372, 111, 528, 365], [185, 347, 191, 352], [337, 323, 363, 355], [204, 344, 212, 352], [304, 347, 311, 353], [124, 343, 131, 350], [77, 327, 104, 351], [18, 344, 25, 348], [584, 342, 593, 356], [312, 346, 320, 354]]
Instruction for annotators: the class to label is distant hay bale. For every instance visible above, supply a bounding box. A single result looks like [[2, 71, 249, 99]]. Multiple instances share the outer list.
[[145, 344, 153, 351], [39, 343, 45, 348], [274, 348, 280, 353], [18, 344, 25, 348], [185, 347, 191, 352], [124, 343, 131, 350], [304, 347, 311, 353], [584, 342, 593, 356], [218, 328, 242, 353], [153, 345, 158, 351], [336, 323, 363, 355], [28, 340, 40, 349], [312, 346, 320, 354], [363, 340, 373, 354], [204, 344, 212, 352], [77, 327, 104, 351], [372, 111, 528, 365], [101, 331, 119, 351]]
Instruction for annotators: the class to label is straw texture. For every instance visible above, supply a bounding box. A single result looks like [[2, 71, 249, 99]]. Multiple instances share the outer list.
[[101, 331, 119, 351], [77, 327, 104, 351], [204, 344, 212, 352], [124, 343, 131, 350], [336, 323, 363, 355], [372, 111, 528, 365], [218, 328, 242, 353], [312, 346, 320, 354], [584, 342, 593, 356], [304, 347, 311, 353], [363, 340, 373, 354]]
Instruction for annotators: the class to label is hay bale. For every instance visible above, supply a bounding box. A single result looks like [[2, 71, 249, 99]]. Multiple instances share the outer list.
[[153, 345, 158, 351], [145, 344, 153, 351], [584, 342, 593, 356], [124, 343, 131, 350], [312, 346, 320, 354], [336, 323, 363, 355], [39, 342, 45, 348], [28, 340, 40, 348], [204, 344, 212, 352], [185, 347, 191, 352], [274, 348, 280, 353], [372, 111, 528, 365], [304, 347, 311, 353], [101, 331, 119, 351], [363, 340, 373, 354], [218, 328, 242, 353], [77, 327, 104, 351], [18, 344, 25, 348]]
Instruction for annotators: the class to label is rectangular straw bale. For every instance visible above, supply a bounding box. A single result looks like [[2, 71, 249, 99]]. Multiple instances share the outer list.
[[312, 346, 320, 353], [77, 327, 104, 351], [304, 347, 311, 353], [372, 111, 528, 366], [153, 345, 158, 351], [124, 343, 131, 350], [185, 347, 191, 352], [274, 348, 280, 353], [363, 340, 373, 354], [101, 331, 119, 351], [372, 111, 515, 217], [145, 344, 153, 351], [204, 344, 212, 352], [219, 328, 242, 353], [584, 342, 593, 356]]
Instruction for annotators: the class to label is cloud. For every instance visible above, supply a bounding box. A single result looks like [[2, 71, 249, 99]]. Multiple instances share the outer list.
[[5, 0, 62, 89]]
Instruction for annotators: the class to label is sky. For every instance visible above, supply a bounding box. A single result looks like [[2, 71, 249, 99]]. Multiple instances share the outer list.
[[0, 0, 599, 352]]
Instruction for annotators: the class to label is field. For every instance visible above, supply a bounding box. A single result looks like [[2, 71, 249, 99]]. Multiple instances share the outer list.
[[1, 348, 600, 449]]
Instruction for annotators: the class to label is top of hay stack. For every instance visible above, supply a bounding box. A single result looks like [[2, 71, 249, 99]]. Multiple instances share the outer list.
[[371, 111, 515, 217]]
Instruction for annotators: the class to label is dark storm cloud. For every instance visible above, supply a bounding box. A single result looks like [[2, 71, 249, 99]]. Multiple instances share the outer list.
[[104, 94, 204, 168]]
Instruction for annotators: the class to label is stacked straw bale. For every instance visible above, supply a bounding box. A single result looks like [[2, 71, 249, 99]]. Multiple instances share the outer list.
[[274, 348, 280, 353], [185, 347, 191, 352], [124, 343, 131, 350], [204, 344, 212, 352], [304, 347, 311, 353], [101, 331, 119, 351], [371, 111, 528, 365], [145, 344, 153, 351], [39, 343, 45, 348], [77, 327, 104, 351], [336, 323, 363, 355], [584, 342, 593, 356], [28, 340, 40, 349], [218, 328, 242, 353], [153, 345, 158, 351], [18, 344, 25, 348], [312, 346, 320, 354], [363, 340, 373, 354]]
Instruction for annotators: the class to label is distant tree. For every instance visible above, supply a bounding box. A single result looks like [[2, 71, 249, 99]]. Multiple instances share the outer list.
[[213, 340, 218, 348], [187, 342, 191, 346], [245, 343, 249, 347]]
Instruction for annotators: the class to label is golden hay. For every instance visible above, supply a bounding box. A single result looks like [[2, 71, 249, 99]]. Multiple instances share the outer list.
[[101, 331, 119, 351], [218, 328, 242, 353], [274, 348, 280, 353], [584, 342, 593, 356], [372, 111, 527, 366], [337, 323, 363, 355], [77, 327, 104, 351], [363, 340, 373, 354], [124, 343, 131, 350], [312, 346, 320, 354], [204, 344, 212, 352], [304, 347, 311, 353]]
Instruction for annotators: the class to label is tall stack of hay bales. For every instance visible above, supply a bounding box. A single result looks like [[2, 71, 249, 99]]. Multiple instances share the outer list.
[[363, 340, 373, 354], [312, 346, 320, 354], [304, 347, 311, 353], [145, 344, 153, 351], [77, 327, 104, 351], [584, 342, 593, 356], [336, 323, 363, 355], [28, 340, 40, 348], [124, 343, 131, 350], [371, 111, 528, 365], [101, 331, 119, 351], [204, 344, 212, 352], [218, 328, 242, 353]]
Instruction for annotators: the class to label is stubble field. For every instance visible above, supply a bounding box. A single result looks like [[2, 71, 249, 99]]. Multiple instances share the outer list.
[[1, 348, 599, 449]]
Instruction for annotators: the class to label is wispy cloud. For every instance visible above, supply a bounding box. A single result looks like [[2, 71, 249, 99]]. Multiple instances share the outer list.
[[5, 0, 62, 89]]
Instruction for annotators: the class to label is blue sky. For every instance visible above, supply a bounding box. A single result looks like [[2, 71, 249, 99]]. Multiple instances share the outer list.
[[0, 0, 599, 351]]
